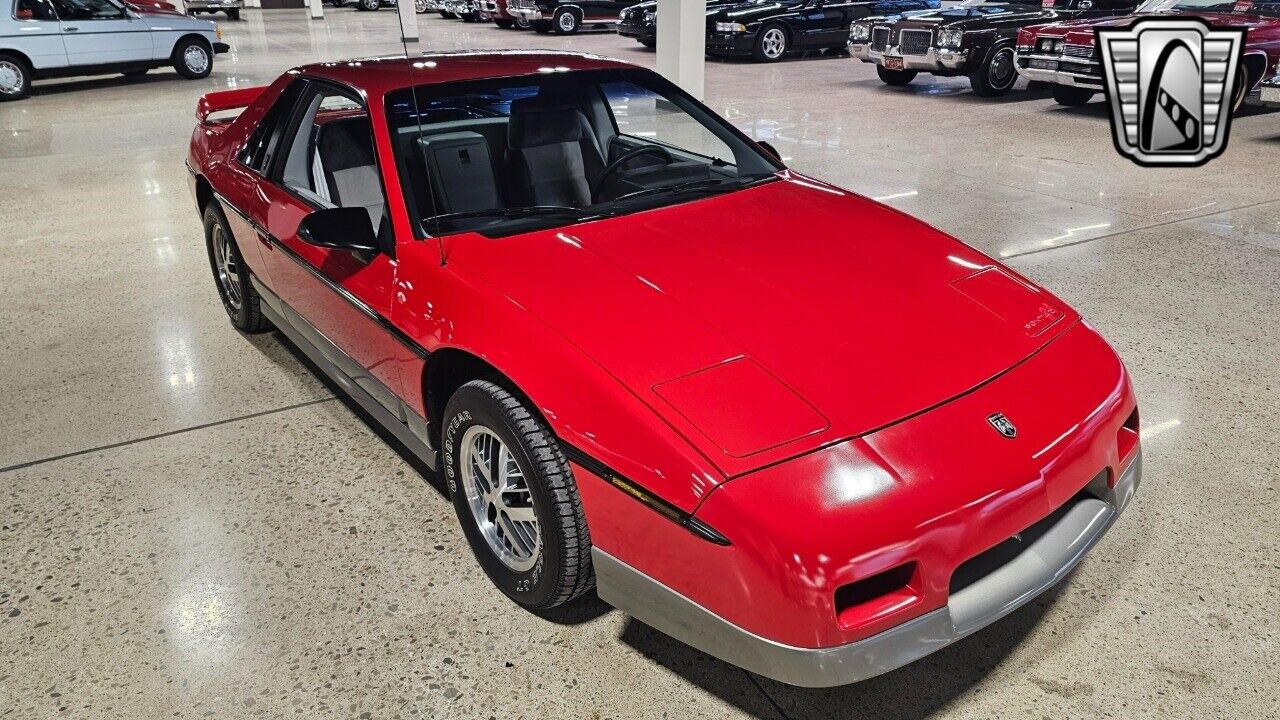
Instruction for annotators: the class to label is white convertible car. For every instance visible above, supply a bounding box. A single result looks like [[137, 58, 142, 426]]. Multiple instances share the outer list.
[[0, 0, 227, 100]]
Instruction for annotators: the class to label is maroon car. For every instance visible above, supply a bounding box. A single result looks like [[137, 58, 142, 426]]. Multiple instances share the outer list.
[[1016, 0, 1280, 105], [477, 0, 530, 28]]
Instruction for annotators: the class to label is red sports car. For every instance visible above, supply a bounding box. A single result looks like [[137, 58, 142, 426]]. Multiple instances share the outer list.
[[1016, 0, 1280, 106], [186, 51, 1142, 687]]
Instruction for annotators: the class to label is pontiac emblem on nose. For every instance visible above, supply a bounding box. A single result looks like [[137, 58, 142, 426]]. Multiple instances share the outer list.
[[987, 412, 1018, 439], [1097, 18, 1246, 167]]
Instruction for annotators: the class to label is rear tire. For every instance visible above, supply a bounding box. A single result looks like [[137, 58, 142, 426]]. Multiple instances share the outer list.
[[0, 53, 31, 101], [443, 380, 594, 611], [172, 37, 212, 79], [494, 18, 514, 28], [752, 23, 788, 62], [1052, 84, 1094, 106], [203, 203, 270, 334], [969, 43, 1017, 97], [877, 65, 916, 86], [552, 7, 579, 34], [1230, 63, 1249, 112]]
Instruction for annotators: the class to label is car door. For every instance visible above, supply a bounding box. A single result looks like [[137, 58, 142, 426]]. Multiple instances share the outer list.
[[51, 0, 152, 66], [804, 0, 854, 48], [255, 80, 408, 418], [8, 0, 68, 71]]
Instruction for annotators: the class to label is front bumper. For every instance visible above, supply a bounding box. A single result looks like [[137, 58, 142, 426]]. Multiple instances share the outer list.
[[187, 0, 243, 8], [850, 41, 968, 72], [705, 31, 756, 56], [597, 452, 1141, 687], [1014, 50, 1104, 89], [617, 21, 653, 40], [213, 41, 230, 53], [507, 4, 547, 21]]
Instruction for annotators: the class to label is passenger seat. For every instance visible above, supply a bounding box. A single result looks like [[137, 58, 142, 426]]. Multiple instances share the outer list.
[[313, 117, 387, 235]]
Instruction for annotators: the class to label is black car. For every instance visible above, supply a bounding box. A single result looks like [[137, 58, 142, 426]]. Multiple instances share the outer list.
[[850, 0, 1139, 96], [618, 0, 738, 48], [706, 0, 941, 62], [506, 0, 630, 33]]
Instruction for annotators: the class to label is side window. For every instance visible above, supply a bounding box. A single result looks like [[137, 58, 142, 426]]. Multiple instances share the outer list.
[[600, 80, 737, 167], [50, 0, 124, 20], [278, 85, 388, 238], [239, 80, 305, 173], [15, 0, 58, 20]]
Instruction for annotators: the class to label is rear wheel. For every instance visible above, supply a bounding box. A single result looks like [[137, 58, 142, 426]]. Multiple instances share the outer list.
[[203, 204, 270, 333], [753, 24, 788, 62], [1052, 84, 1094, 106], [443, 380, 594, 610], [877, 65, 916, 86], [414, 0, 428, 12], [970, 44, 1017, 97], [0, 53, 31, 101], [172, 37, 212, 79], [552, 7, 579, 34]]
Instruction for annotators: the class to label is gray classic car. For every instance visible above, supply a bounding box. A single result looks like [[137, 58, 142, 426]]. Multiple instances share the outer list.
[[0, 0, 227, 100]]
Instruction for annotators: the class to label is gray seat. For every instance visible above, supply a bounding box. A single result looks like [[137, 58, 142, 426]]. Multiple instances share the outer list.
[[506, 97, 606, 207], [313, 116, 386, 234]]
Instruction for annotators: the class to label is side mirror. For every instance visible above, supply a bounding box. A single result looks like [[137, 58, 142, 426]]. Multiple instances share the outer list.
[[297, 207, 379, 254], [757, 140, 784, 164]]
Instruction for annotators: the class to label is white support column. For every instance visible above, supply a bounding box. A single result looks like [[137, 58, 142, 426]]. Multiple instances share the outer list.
[[308, 0, 323, 20], [656, 0, 706, 100], [396, 0, 420, 46]]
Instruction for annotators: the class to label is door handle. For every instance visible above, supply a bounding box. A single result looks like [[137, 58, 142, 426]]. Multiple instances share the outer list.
[[63, 26, 78, 30]]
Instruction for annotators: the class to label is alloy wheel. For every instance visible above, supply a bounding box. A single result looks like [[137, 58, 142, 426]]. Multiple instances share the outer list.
[[415, 0, 427, 11], [211, 224, 243, 310], [989, 47, 1015, 90], [762, 28, 786, 59], [557, 11, 576, 32], [184, 45, 210, 75], [0, 60, 23, 96], [459, 426, 541, 572]]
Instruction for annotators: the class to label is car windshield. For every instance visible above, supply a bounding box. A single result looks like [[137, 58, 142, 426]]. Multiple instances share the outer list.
[[385, 68, 782, 239], [1136, 0, 1276, 11], [955, 0, 1042, 6]]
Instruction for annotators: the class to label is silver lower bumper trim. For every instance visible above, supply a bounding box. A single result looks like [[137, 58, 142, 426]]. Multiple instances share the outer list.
[[849, 42, 967, 71], [595, 452, 1141, 687]]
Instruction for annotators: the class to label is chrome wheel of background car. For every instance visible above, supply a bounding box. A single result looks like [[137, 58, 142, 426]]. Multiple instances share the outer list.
[[211, 224, 243, 311], [414, 0, 427, 11], [360, 0, 378, 9], [556, 10, 577, 32], [459, 425, 541, 572], [988, 47, 1015, 90], [0, 59, 25, 96], [183, 45, 210, 75], [761, 28, 786, 59], [515, 14, 530, 29]]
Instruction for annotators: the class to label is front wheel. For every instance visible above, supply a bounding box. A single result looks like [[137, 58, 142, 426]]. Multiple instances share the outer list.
[[514, 14, 530, 29], [203, 204, 270, 333], [552, 7, 579, 34], [0, 53, 32, 101], [877, 65, 917, 86], [531, 19, 551, 33], [970, 44, 1017, 97], [414, 0, 428, 12], [443, 380, 594, 610], [753, 24, 788, 62], [172, 37, 212, 79], [226, 8, 239, 19], [1052, 84, 1094, 106]]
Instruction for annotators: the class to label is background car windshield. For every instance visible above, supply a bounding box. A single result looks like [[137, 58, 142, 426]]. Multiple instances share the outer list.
[[385, 68, 781, 238], [1136, 0, 1275, 10], [50, 0, 125, 18]]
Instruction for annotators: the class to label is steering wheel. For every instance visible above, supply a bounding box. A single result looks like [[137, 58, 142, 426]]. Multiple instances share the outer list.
[[591, 145, 675, 202]]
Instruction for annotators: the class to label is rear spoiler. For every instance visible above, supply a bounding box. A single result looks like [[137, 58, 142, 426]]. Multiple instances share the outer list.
[[196, 86, 267, 125]]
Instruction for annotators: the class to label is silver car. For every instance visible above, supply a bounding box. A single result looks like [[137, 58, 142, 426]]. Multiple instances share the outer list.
[[0, 0, 227, 101]]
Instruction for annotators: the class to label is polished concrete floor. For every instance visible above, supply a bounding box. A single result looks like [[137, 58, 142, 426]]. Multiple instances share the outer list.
[[1, 9, 1278, 719]]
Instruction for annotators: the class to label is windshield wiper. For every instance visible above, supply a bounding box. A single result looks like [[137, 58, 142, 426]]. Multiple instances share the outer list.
[[612, 173, 777, 203], [422, 205, 610, 232]]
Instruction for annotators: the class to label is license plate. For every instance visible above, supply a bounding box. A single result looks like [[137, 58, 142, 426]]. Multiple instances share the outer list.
[[883, 56, 904, 70], [1029, 58, 1058, 71]]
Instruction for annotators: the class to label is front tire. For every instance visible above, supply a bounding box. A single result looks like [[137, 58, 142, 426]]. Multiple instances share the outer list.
[[753, 23, 788, 62], [1230, 64, 1249, 112], [639, 37, 656, 48], [172, 37, 212, 79], [203, 204, 270, 333], [552, 7, 579, 34], [969, 44, 1017, 97], [514, 14, 530, 29], [439, 10, 455, 17], [877, 65, 917, 86], [414, 0, 428, 12], [443, 380, 594, 610], [531, 19, 551, 33], [1052, 84, 1094, 106], [0, 53, 31, 101], [494, 17, 514, 27], [226, 8, 239, 19]]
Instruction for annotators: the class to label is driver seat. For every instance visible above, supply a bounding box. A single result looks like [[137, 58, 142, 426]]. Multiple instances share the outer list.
[[506, 96, 606, 207]]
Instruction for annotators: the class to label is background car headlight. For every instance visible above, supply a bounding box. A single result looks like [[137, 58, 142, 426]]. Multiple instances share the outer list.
[[937, 27, 963, 48], [850, 23, 871, 42], [716, 21, 747, 33]]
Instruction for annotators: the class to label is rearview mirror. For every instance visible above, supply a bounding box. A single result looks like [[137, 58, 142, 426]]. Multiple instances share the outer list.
[[297, 207, 379, 254], [757, 140, 784, 164]]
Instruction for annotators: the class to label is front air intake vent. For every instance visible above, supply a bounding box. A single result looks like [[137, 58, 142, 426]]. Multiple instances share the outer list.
[[835, 562, 919, 629]]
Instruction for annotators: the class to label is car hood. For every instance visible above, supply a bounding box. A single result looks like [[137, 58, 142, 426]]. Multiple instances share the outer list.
[[450, 175, 1077, 476], [892, 3, 1054, 27], [709, 1, 805, 22], [131, 4, 186, 16], [1033, 11, 1271, 44]]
